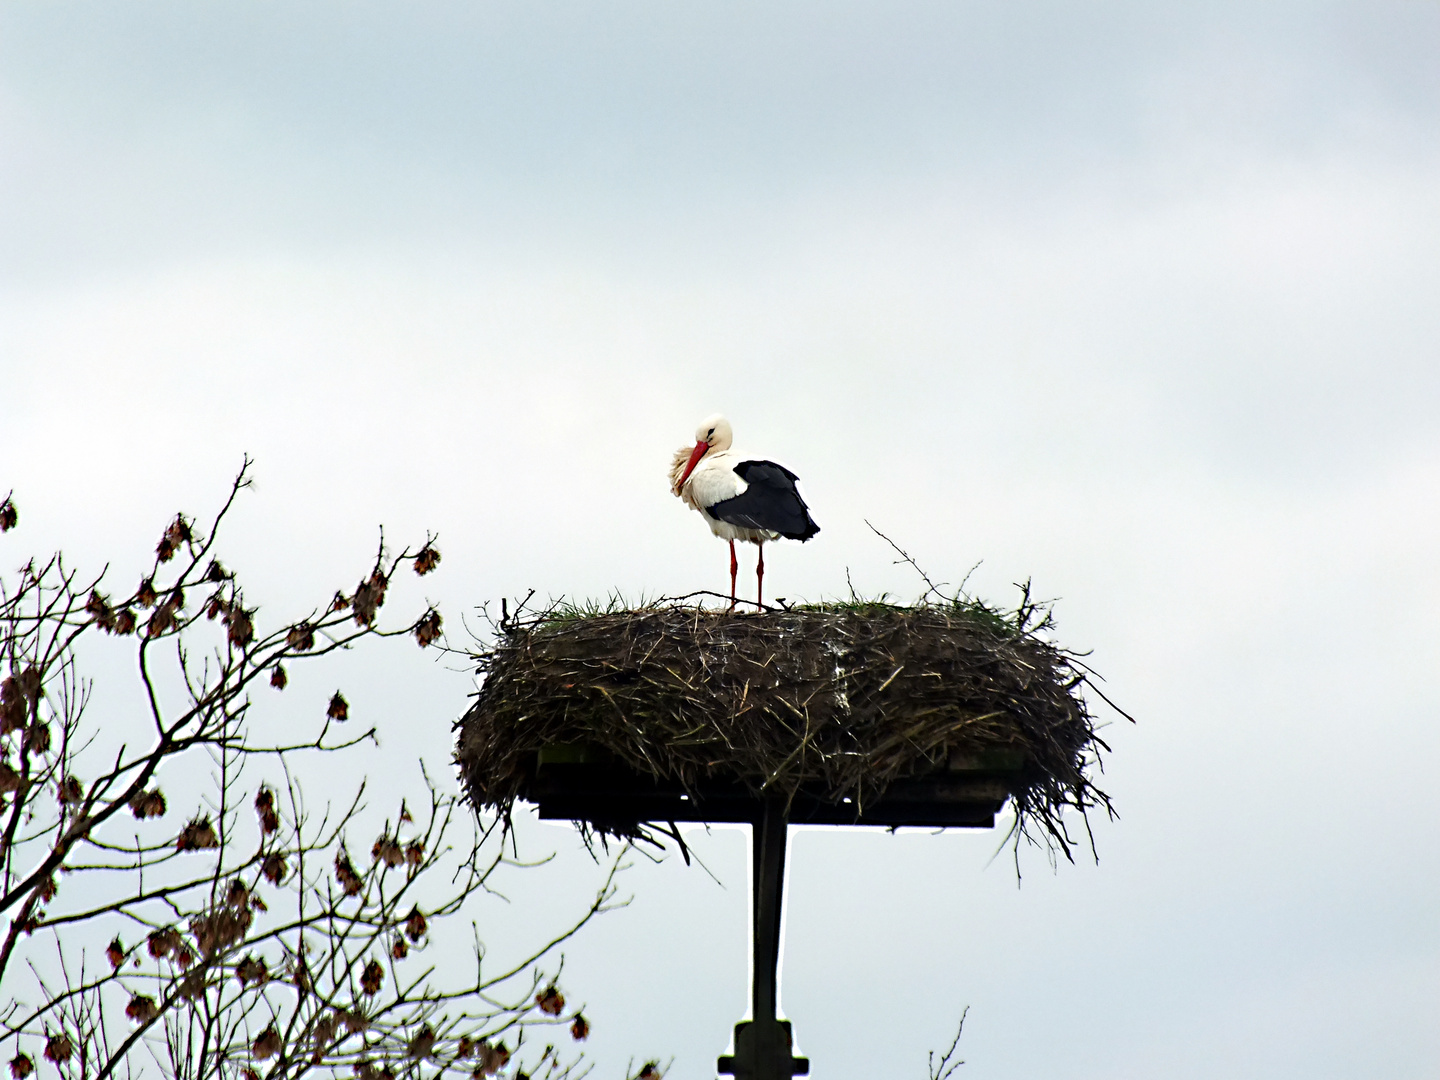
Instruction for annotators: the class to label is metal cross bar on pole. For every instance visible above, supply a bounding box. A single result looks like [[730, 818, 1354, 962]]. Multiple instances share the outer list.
[[524, 752, 1020, 1078], [717, 798, 809, 1080]]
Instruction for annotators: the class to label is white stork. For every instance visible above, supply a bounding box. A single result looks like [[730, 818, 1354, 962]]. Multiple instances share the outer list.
[[670, 414, 820, 608]]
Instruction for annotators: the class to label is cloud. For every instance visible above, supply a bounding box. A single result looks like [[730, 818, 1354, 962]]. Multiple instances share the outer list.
[[2, 4, 1438, 1076]]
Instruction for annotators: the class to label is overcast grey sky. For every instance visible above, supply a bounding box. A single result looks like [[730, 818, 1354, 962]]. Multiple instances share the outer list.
[[2, 3, 1438, 1077]]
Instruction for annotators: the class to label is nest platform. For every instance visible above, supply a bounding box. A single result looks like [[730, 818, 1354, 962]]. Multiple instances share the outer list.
[[456, 601, 1112, 851]]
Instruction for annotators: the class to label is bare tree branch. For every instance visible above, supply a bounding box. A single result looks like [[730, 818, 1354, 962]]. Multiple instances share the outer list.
[[0, 464, 623, 1080]]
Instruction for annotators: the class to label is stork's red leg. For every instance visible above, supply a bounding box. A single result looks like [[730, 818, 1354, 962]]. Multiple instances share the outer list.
[[728, 540, 738, 609], [756, 543, 765, 610]]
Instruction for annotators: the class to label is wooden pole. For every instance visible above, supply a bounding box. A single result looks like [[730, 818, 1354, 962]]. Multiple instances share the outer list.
[[717, 799, 809, 1079], [752, 796, 786, 1024]]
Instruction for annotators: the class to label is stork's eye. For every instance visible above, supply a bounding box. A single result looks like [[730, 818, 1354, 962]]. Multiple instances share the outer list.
[[707, 428, 715, 438]]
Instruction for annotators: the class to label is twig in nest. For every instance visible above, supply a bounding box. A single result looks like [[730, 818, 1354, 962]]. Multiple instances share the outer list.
[[865, 520, 948, 602], [456, 599, 1121, 865]]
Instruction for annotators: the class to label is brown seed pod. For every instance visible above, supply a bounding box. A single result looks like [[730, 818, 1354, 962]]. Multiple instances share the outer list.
[[414, 544, 441, 576], [147, 928, 182, 959], [225, 607, 254, 648], [414, 609, 443, 648], [371, 835, 403, 867], [1, 692, 24, 735], [42, 1034, 72, 1065], [24, 723, 51, 754], [125, 995, 159, 1024], [145, 604, 176, 637], [334, 851, 362, 896], [252, 1025, 282, 1060], [474, 1041, 510, 1076], [129, 788, 167, 819], [406, 1025, 436, 1060], [86, 590, 113, 624], [255, 787, 279, 834], [178, 972, 208, 1000], [262, 851, 288, 885], [234, 955, 269, 987], [176, 816, 219, 851], [359, 958, 384, 996], [311, 1012, 339, 1058]]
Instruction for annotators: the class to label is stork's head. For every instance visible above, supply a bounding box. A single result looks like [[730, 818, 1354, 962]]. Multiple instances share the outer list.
[[673, 414, 732, 493], [694, 414, 732, 452]]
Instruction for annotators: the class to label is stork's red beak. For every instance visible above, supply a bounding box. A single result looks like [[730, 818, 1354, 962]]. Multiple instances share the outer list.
[[677, 440, 709, 488]]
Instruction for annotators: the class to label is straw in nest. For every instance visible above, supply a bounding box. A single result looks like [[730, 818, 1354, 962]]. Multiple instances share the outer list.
[[455, 592, 1121, 860]]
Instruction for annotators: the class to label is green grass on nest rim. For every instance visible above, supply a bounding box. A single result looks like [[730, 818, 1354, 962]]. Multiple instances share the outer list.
[[455, 595, 1122, 858]]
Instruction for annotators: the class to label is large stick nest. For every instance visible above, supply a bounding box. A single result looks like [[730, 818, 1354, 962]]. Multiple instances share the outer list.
[[455, 597, 1118, 857]]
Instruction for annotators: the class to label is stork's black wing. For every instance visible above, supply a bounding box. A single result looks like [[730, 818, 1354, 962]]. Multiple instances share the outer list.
[[707, 460, 820, 541]]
